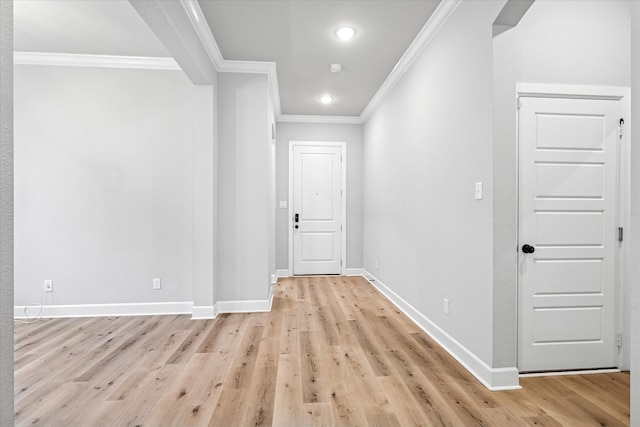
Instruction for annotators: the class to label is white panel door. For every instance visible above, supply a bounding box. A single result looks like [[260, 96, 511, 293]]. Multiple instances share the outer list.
[[518, 96, 620, 372], [292, 146, 342, 275]]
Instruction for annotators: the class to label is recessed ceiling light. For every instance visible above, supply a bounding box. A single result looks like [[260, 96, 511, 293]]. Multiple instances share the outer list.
[[335, 26, 356, 40], [320, 95, 333, 104], [330, 63, 342, 73]]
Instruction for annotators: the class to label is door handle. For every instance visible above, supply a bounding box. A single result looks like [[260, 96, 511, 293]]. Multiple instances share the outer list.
[[294, 213, 299, 223], [522, 244, 535, 254]]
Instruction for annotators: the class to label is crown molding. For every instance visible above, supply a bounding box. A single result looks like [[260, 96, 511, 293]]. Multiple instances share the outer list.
[[157, 0, 459, 124], [277, 114, 363, 125], [268, 67, 282, 118], [178, 1, 273, 78], [179, 0, 224, 70], [14, 51, 181, 70], [17, 0, 459, 124], [359, 0, 461, 122], [218, 60, 281, 118], [179, 0, 282, 117], [217, 59, 274, 74]]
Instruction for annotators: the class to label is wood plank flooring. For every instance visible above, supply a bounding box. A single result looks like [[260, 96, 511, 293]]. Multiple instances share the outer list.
[[14, 276, 630, 426]]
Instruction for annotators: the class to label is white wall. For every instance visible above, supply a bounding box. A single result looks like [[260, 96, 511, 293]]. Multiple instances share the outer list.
[[363, 0, 505, 368], [275, 122, 363, 271], [492, 0, 631, 368], [0, 0, 13, 423], [217, 73, 272, 301], [14, 65, 195, 307], [192, 83, 218, 314], [630, 2, 639, 423], [511, 1, 629, 85], [268, 93, 277, 282]]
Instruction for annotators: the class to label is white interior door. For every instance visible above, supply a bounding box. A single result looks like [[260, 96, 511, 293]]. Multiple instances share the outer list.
[[518, 96, 620, 372], [292, 145, 342, 275]]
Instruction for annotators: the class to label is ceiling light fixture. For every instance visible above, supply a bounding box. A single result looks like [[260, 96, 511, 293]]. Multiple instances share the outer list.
[[320, 95, 333, 104], [330, 63, 342, 73], [335, 26, 356, 40]]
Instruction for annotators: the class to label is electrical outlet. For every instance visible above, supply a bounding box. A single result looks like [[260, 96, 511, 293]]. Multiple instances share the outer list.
[[43, 280, 53, 292], [375, 260, 379, 270], [443, 298, 449, 315], [152, 278, 161, 290]]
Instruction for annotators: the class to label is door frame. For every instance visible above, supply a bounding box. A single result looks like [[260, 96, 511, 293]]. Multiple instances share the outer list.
[[516, 83, 631, 371], [288, 141, 347, 276]]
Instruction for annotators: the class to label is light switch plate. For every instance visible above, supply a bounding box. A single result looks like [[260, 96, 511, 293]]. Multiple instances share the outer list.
[[475, 182, 483, 200]]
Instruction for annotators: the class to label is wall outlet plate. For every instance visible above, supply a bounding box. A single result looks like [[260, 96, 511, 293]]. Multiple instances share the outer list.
[[152, 278, 161, 290], [44, 280, 53, 292]]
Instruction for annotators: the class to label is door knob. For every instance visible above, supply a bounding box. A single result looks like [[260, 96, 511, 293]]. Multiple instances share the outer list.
[[522, 244, 535, 254]]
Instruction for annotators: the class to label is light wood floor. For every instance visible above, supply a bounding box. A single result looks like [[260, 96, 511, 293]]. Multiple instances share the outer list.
[[15, 276, 630, 426]]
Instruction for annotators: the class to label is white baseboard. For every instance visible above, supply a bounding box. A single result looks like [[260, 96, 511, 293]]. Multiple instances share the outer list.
[[276, 269, 291, 278], [16, 280, 277, 320], [215, 296, 273, 313], [14, 301, 193, 319], [16, 286, 275, 320], [362, 270, 375, 281], [362, 270, 521, 391], [519, 368, 621, 378], [191, 305, 217, 320], [276, 268, 363, 277], [215, 284, 274, 314]]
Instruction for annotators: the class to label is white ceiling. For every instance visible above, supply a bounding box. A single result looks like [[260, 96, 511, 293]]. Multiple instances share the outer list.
[[14, 0, 442, 117], [14, 0, 170, 57], [198, 1, 441, 116]]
